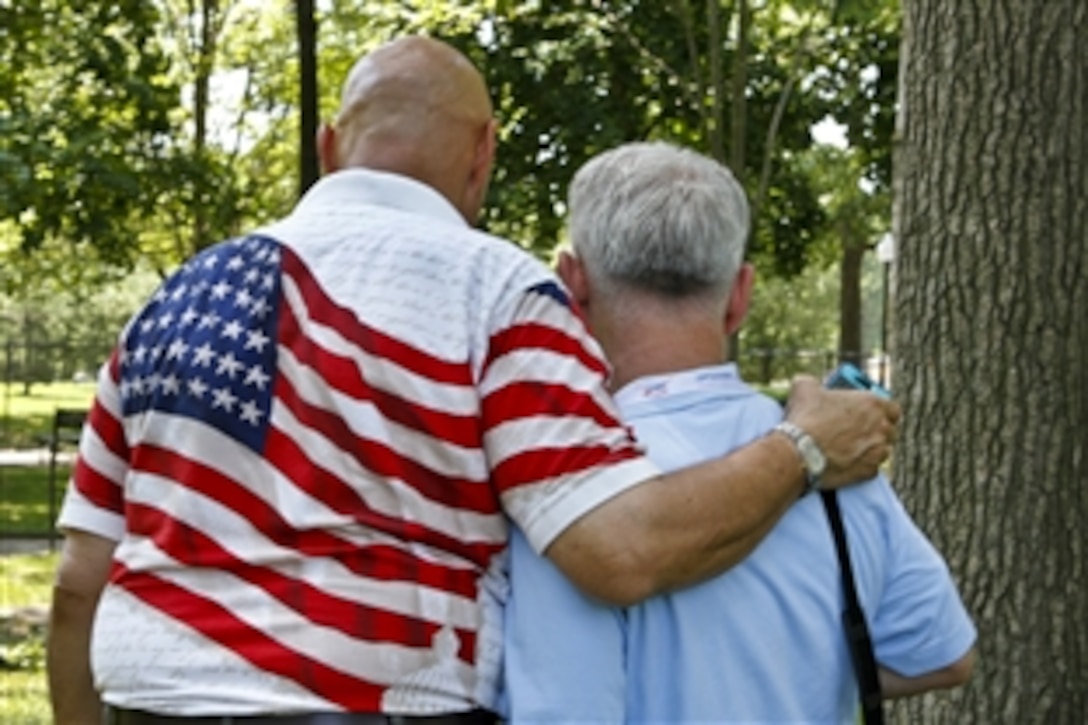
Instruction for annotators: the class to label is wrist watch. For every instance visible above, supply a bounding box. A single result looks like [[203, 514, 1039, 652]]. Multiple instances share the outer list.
[[773, 421, 826, 495]]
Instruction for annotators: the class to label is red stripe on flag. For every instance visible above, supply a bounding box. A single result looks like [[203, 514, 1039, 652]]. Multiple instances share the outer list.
[[122, 502, 477, 660], [107, 347, 121, 381], [130, 443, 489, 593], [73, 457, 123, 514], [482, 381, 626, 431], [491, 445, 645, 495], [276, 296, 482, 449], [74, 348, 129, 512], [282, 248, 473, 386], [271, 371, 497, 516], [263, 426, 503, 571], [88, 356, 130, 463], [484, 322, 610, 379], [112, 563, 386, 711]]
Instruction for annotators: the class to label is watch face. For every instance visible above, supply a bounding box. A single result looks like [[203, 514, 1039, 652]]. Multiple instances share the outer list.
[[799, 437, 827, 476]]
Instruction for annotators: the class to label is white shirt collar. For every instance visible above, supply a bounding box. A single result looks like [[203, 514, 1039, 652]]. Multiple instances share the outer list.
[[292, 168, 468, 228]]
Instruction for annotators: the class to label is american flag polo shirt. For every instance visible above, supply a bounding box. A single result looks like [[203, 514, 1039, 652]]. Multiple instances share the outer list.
[[59, 169, 660, 715]]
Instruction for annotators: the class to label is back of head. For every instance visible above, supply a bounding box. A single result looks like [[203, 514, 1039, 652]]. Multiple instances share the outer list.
[[326, 36, 495, 221], [569, 141, 750, 301]]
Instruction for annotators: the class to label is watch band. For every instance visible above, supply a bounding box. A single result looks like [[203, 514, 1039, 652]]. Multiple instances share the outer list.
[[773, 421, 823, 495]]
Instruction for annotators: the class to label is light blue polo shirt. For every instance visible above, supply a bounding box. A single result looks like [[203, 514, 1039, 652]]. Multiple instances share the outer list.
[[501, 363, 976, 723]]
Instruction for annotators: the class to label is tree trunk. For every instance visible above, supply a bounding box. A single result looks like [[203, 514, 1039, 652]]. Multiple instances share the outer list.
[[892, 1, 1087, 722], [192, 0, 219, 254], [726, 0, 748, 179], [725, 0, 749, 362], [296, 0, 319, 196], [838, 239, 864, 367]]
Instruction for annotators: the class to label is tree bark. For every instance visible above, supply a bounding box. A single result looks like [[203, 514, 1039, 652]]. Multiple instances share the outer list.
[[893, 1, 1087, 722], [192, 0, 219, 253], [724, 0, 748, 361], [296, 0, 319, 197], [838, 239, 864, 367]]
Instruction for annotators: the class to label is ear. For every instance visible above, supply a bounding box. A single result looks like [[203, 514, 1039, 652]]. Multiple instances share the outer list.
[[556, 249, 591, 310], [317, 123, 339, 174], [724, 262, 755, 336], [468, 119, 497, 193]]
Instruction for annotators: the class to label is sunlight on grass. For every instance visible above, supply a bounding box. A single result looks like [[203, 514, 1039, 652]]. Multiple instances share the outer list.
[[0, 670, 50, 725], [1, 552, 56, 724], [0, 381, 96, 414], [0, 381, 95, 448], [1, 553, 58, 609]]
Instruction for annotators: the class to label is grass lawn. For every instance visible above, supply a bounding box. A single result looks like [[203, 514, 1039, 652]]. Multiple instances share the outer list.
[[0, 381, 96, 449], [1, 552, 57, 610], [0, 466, 68, 537], [0, 384, 84, 722], [1, 381, 85, 538], [1, 552, 57, 724]]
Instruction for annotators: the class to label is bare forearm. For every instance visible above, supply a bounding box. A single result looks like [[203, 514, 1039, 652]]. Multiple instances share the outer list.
[[48, 530, 116, 724], [879, 649, 977, 699], [48, 587, 102, 723], [548, 433, 804, 605]]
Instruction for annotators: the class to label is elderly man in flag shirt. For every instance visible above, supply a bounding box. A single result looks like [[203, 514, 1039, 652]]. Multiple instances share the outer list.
[[47, 36, 900, 724]]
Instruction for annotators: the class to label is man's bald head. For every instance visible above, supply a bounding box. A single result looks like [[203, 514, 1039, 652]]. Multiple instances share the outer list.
[[318, 36, 497, 224], [338, 36, 492, 127]]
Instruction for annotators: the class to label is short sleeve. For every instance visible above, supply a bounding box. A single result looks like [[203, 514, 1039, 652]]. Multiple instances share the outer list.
[[479, 280, 660, 552], [57, 351, 130, 541], [870, 492, 977, 676]]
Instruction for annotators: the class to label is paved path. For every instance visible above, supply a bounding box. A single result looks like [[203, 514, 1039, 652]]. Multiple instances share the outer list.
[[0, 448, 72, 466], [0, 537, 53, 555]]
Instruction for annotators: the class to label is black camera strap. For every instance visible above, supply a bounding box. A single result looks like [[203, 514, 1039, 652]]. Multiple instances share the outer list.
[[821, 490, 885, 725]]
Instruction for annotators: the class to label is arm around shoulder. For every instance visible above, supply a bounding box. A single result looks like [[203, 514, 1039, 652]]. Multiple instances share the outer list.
[[543, 376, 898, 607], [545, 432, 808, 606]]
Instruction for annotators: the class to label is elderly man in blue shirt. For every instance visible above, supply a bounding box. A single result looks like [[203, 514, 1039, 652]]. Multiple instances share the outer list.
[[501, 141, 977, 723]]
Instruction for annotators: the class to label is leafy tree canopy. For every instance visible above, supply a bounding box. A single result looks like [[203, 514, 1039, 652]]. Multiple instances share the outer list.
[[0, 0, 178, 266]]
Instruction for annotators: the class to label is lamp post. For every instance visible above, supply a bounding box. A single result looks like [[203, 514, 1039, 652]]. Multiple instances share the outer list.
[[876, 233, 896, 387]]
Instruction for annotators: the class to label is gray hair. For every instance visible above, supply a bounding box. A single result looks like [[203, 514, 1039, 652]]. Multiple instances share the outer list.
[[568, 141, 750, 298]]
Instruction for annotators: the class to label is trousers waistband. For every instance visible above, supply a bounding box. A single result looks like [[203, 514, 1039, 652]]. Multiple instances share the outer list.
[[103, 706, 498, 725]]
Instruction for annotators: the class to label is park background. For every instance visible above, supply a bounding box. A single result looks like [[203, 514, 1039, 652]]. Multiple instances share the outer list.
[[1, 0, 1084, 723]]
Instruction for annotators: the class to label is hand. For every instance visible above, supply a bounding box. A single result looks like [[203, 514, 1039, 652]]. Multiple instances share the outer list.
[[783, 375, 901, 488]]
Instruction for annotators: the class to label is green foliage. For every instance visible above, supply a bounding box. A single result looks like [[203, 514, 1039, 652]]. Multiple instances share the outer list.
[[740, 258, 842, 379], [323, 2, 839, 264], [469, 3, 665, 255], [738, 228, 890, 383], [0, 1, 180, 265], [813, 0, 900, 189], [0, 258, 153, 392], [0, 0, 901, 372], [798, 144, 891, 270]]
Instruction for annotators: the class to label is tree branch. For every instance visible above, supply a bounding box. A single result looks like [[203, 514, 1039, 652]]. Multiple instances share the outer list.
[[751, 2, 836, 226]]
